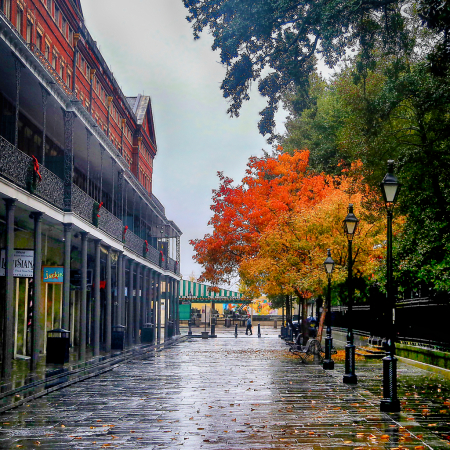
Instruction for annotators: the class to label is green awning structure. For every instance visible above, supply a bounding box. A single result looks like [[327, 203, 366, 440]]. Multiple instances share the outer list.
[[179, 298, 252, 304], [179, 280, 249, 303]]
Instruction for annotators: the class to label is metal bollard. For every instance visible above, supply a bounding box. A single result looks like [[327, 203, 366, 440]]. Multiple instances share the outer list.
[[188, 320, 192, 336], [211, 324, 216, 338], [258, 323, 261, 338], [235, 324, 238, 338], [274, 320, 277, 329]]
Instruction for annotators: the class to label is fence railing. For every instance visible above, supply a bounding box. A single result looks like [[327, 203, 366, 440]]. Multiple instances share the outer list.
[[331, 297, 450, 351], [0, 135, 64, 209], [0, 137, 180, 274]]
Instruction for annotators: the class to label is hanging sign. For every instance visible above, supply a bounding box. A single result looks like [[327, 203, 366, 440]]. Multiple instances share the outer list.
[[0, 249, 34, 277], [43, 266, 64, 283]]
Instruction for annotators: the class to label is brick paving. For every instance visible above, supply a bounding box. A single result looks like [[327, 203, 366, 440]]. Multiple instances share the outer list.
[[0, 328, 449, 449]]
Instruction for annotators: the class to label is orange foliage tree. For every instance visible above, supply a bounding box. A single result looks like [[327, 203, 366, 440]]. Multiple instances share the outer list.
[[191, 149, 392, 333]]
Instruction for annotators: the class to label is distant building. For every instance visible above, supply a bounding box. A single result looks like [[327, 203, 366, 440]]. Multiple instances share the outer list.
[[0, 0, 181, 377]]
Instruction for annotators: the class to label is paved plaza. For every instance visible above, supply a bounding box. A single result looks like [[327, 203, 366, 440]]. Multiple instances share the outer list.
[[0, 328, 450, 449]]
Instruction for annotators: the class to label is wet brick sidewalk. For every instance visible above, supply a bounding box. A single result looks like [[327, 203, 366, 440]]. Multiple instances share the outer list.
[[0, 330, 450, 449]]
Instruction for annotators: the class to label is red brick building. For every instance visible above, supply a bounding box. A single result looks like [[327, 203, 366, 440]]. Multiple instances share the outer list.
[[0, 0, 181, 379], [1, 0, 157, 193]]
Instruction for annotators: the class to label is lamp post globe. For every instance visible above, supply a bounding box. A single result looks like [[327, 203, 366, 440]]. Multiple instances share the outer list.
[[323, 249, 335, 370], [380, 160, 401, 413], [343, 204, 358, 384]]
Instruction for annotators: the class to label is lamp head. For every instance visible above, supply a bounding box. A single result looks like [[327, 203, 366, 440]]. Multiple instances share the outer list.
[[380, 160, 400, 209], [343, 204, 359, 241], [323, 249, 335, 279]]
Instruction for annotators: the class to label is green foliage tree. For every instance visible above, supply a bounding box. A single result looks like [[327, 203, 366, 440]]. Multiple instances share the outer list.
[[183, 0, 426, 140]]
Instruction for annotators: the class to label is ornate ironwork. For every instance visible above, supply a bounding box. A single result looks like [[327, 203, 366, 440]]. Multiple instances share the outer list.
[[0, 135, 64, 209], [146, 245, 160, 266], [167, 258, 176, 274], [73, 184, 95, 222], [98, 208, 123, 241], [63, 110, 75, 212], [125, 230, 144, 256], [35, 165, 64, 209]]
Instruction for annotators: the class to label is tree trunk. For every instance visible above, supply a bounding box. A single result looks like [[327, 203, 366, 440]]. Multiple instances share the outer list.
[[316, 307, 327, 343]]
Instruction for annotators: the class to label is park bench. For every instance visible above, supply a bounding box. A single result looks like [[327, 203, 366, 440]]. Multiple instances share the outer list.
[[288, 337, 336, 363]]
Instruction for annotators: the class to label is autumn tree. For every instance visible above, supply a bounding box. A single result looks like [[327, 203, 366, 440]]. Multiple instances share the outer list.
[[191, 150, 392, 339]]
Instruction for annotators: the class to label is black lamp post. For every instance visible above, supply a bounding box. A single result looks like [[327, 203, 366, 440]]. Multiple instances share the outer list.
[[323, 249, 335, 370], [380, 160, 401, 412], [343, 204, 359, 384]]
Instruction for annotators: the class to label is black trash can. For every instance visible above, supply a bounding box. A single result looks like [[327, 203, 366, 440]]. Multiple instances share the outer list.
[[211, 317, 217, 326], [46, 328, 70, 364], [111, 325, 126, 350], [141, 323, 154, 343], [167, 321, 174, 338], [225, 318, 231, 328]]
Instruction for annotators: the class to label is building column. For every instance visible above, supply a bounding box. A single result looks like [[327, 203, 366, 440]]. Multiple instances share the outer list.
[[100, 147, 104, 202], [135, 264, 141, 344], [40, 86, 49, 166], [13, 57, 22, 148], [79, 232, 89, 361], [63, 110, 75, 212], [30, 212, 43, 371], [175, 279, 180, 336], [93, 239, 101, 356], [142, 267, 148, 326], [164, 276, 169, 340], [116, 252, 123, 326], [117, 170, 124, 221], [127, 260, 135, 346], [105, 246, 112, 353], [86, 129, 91, 197], [62, 223, 72, 330], [151, 270, 157, 344], [1, 199, 16, 379], [122, 256, 128, 327], [156, 273, 161, 344]]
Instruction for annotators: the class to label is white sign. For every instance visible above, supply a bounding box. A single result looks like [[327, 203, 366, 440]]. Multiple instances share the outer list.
[[0, 249, 34, 278]]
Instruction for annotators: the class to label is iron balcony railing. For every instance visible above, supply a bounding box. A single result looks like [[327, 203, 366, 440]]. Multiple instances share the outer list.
[[0, 135, 64, 209], [0, 138, 180, 274]]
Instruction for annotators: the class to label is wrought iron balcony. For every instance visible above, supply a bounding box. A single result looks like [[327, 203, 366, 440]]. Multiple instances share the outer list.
[[0, 135, 64, 209], [0, 136, 180, 274]]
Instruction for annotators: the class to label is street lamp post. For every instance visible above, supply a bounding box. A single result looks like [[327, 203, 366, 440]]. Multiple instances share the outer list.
[[380, 160, 401, 413], [343, 204, 359, 384], [323, 249, 335, 370]]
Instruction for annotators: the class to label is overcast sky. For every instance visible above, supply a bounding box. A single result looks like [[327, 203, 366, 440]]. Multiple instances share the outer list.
[[80, 0, 285, 289]]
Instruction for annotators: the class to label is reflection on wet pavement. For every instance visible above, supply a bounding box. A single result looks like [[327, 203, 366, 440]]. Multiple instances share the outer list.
[[0, 331, 449, 449]]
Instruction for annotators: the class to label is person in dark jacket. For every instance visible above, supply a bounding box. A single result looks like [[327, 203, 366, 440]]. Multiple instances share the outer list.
[[245, 316, 253, 335]]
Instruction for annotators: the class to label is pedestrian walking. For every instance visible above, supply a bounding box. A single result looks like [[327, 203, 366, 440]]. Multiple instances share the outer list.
[[245, 316, 253, 335]]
